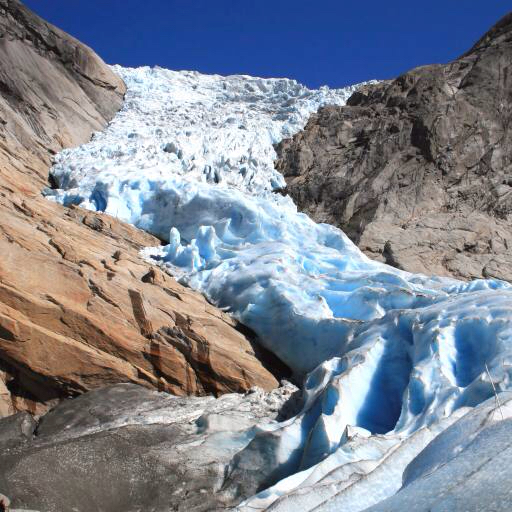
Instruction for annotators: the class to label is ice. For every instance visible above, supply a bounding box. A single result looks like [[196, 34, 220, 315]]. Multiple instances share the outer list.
[[366, 393, 512, 512], [46, 66, 512, 510]]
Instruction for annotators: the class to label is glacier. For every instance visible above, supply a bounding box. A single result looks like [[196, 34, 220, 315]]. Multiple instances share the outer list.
[[45, 66, 512, 510]]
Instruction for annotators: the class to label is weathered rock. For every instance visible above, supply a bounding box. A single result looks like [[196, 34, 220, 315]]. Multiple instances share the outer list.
[[0, 0, 126, 195], [276, 12, 512, 281], [0, 382, 300, 512], [2, 383, 511, 512], [0, 411, 35, 455], [0, 0, 281, 417]]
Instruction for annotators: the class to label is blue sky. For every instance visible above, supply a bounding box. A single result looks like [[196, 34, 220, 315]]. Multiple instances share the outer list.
[[25, 1, 509, 89]]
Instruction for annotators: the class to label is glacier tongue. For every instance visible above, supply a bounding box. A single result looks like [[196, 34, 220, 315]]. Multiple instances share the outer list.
[[46, 65, 512, 510]]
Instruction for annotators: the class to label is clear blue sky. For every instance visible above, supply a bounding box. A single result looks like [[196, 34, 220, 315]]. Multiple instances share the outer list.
[[24, 0, 509, 89]]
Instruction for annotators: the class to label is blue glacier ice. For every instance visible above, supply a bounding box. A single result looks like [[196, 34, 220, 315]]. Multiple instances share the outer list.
[[46, 66, 512, 510]]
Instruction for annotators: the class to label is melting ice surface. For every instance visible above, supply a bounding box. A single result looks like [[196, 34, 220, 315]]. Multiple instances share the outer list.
[[47, 66, 512, 510]]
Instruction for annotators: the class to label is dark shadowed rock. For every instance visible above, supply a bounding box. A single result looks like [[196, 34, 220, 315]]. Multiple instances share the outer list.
[[0, 412, 35, 452], [276, 13, 512, 281]]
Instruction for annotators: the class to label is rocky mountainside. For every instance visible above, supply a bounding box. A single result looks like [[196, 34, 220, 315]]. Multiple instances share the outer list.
[[0, 0, 280, 417], [3, 4, 512, 512], [276, 12, 512, 281]]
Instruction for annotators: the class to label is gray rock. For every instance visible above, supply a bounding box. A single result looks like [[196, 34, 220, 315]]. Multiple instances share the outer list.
[[275, 13, 512, 281], [0, 493, 10, 512], [0, 412, 35, 452], [0, 382, 300, 512]]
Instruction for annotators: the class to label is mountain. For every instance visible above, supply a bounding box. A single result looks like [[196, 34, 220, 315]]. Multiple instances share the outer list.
[[276, 13, 512, 281], [2, 3, 512, 512], [0, 0, 280, 417]]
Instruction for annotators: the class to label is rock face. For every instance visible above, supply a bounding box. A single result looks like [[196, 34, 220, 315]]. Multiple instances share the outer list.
[[0, 0, 280, 417], [0, 0, 126, 194], [0, 382, 300, 512], [276, 13, 512, 281]]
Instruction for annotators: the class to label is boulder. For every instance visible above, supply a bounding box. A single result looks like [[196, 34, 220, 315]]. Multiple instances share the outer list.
[[0, 382, 300, 512]]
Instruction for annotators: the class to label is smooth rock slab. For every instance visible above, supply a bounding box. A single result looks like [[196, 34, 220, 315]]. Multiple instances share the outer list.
[[0, 382, 299, 512]]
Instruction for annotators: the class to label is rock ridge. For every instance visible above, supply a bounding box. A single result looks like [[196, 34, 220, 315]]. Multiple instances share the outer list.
[[276, 12, 512, 281]]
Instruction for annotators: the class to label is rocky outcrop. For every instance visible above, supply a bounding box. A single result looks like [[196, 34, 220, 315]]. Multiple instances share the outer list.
[[0, 0, 126, 195], [276, 13, 512, 281], [0, 0, 281, 417], [0, 382, 300, 511]]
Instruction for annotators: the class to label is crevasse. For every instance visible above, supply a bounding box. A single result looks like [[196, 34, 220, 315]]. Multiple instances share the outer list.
[[46, 66, 512, 510]]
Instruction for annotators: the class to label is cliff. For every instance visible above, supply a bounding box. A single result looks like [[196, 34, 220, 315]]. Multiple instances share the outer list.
[[276, 13, 512, 281], [0, 0, 280, 417]]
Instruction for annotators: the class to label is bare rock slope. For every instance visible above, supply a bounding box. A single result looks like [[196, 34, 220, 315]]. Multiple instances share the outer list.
[[276, 13, 512, 281], [0, 0, 280, 417], [0, 382, 300, 512]]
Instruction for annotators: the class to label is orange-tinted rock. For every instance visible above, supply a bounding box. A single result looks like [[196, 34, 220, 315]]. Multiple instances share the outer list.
[[0, 0, 280, 417]]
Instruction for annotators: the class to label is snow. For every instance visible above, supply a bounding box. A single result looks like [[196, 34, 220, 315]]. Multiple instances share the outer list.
[[46, 66, 512, 510]]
